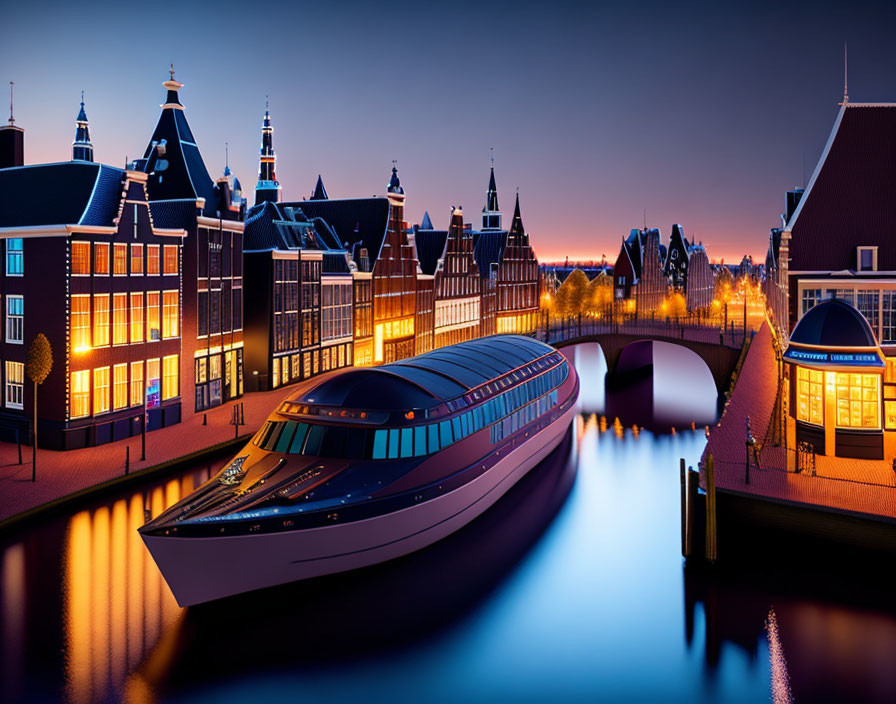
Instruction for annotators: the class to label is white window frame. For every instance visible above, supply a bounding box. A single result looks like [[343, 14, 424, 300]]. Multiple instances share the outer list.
[[5, 361, 24, 409], [858, 246, 878, 272], [6, 295, 23, 344]]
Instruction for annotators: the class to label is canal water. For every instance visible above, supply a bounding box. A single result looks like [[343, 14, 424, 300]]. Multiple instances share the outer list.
[[2, 343, 896, 702]]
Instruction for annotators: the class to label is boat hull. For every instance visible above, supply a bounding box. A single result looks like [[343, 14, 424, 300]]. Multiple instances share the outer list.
[[141, 403, 576, 607]]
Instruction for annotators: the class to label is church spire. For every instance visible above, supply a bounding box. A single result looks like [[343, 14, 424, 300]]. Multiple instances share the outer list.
[[255, 97, 281, 205], [72, 90, 93, 162], [508, 189, 528, 245], [481, 149, 502, 230]]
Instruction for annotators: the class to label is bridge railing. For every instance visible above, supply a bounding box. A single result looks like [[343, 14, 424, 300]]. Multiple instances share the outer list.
[[528, 313, 754, 349]]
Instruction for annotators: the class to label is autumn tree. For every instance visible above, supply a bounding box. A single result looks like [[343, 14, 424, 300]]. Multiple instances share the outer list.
[[587, 271, 614, 317], [555, 269, 590, 318], [26, 334, 53, 481]]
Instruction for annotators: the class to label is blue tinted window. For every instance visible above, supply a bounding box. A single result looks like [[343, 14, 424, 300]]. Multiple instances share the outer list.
[[6, 238, 23, 275], [388, 429, 400, 459], [414, 426, 427, 457], [401, 428, 413, 458], [262, 422, 285, 451], [304, 424, 325, 455], [452, 416, 462, 439], [373, 429, 388, 459], [274, 421, 297, 453], [289, 423, 309, 453], [428, 424, 440, 452], [440, 420, 452, 446]]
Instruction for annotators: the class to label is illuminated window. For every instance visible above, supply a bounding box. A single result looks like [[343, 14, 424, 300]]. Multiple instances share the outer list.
[[95, 243, 110, 275], [93, 294, 110, 347], [130, 244, 144, 275], [5, 361, 23, 409], [70, 370, 90, 418], [113, 244, 128, 275], [835, 372, 880, 429], [6, 295, 23, 343], [147, 245, 160, 275], [71, 295, 91, 351], [162, 290, 179, 338], [93, 366, 110, 415], [886, 400, 896, 430], [113, 293, 128, 345], [130, 293, 144, 343], [113, 363, 128, 410], [162, 354, 179, 400], [886, 358, 896, 384], [72, 241, 90, 275], [147, 292, 160, 341], [6, 238, 23, 276], [130, 361, 143, 407], [795, 367, 823, 425], [163, 245, 178, 275]]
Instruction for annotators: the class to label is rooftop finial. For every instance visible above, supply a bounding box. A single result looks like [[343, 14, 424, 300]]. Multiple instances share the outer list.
[[8, 81, 13, 126], [169, 63, 175, 81], [266, 94, 269, 112], [490, 146, 494, 168], [80, 89, 84, 106], [225, 141, 229, 167], [842, 42, 848, 104]]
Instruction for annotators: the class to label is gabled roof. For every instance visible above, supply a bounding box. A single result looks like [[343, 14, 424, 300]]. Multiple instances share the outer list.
[[420, 211, 434, 230], [473, 230, 507, 278], [0, 162, 124, 228], [508, 192, 526, 244], [311, 175, 328, 200], [415, 229, 448, 275], [281, 197, 390, 264], [787, 104, 896, 271], [244, 200, 339, 253]]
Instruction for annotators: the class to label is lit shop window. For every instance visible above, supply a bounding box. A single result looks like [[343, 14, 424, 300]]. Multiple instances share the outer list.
[[113, 363, 128, 410], [131, 244, 144, 275], [113, 293, 128, 345], [795, 367, 823, 425], [93, 366, 110, 415], [130, 361, 144, 407], [162, 354, 179, 400], [130, 293, 144, 343], [147, 292, 161, 341], [113, 244, 128, 275], [6, 238, 23, 276], [163, 245, 178, 275], [147, 245, 160, 275], [71, 295, 91, 351], [72, 241, 90, 275], [5, 361, 24, 409], [6, 295, 23, 344], [95, 243, 110, 275], [886, 400, 896, 430], [835, 373, 879, 429], [70, 370, 90, 418], [162, 290, 179, 338], [93, 294, 110, 347]]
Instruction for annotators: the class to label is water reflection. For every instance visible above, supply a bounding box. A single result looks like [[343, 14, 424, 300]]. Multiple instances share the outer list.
[[2, 343, 895, 701]]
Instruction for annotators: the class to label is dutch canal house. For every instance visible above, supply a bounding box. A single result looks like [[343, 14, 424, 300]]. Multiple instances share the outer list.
[[612, 228, 667, 312], [0, 97, 187, 449], [136, 69, 246, 416], [775, 95, 896, 460], [663, 223, 714, 312]]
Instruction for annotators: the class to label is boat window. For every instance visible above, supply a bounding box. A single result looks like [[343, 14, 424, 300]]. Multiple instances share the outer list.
[[373, 429, 387, 459], [414, 426, 427, 457], [255, 421, 275, 447], [440, 420, 452, 446], [344, 428, 367, 459], [400, 427, 413, 458], [290, 423, 309, 453], [262, 422, 285, 451], [303, 424, 326, 456], [275, 421, 298, 453], [452, 416, 462, 440], [428, 424, 440, 453], [388, 429, 400, 459]]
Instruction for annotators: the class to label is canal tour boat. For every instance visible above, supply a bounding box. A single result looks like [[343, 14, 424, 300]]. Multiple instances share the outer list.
[[140, 335, 579, 606]]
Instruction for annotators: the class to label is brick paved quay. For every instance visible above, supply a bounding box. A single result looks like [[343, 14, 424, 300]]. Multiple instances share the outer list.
[[701, 322, 896, 521], [0, 382, 316, 527]]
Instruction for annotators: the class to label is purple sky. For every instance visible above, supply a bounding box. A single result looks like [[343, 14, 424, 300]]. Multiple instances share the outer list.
[[2, 0, 895, 263]]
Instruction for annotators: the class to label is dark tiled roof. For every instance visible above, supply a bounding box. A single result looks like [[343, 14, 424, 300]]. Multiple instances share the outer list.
[[311, 175, 328, 200], [789, 298, 879, 347], [415, 229, 448, 275], [0, 162, 124, 228], [473, 230, 507, 278], [149, 199, 199, 229], [281, 197, 390, 263], [789, 105, 896, 271], [322, 251, 351, 274]]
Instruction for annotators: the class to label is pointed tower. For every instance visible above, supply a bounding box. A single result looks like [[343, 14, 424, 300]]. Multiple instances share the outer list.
[[311, 174, 328, 200], [255, 98, 281, 205], [72, 91, 93, 162], [0, 81, 24, 168], [481, 152, 502, 230], [508, 191, 528, 246]]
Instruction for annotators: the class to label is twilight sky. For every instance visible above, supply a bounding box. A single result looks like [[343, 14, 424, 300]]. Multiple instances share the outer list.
[[2, 0, 895, 263]]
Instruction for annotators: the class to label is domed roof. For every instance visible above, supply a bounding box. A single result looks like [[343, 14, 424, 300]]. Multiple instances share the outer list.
[[789, 298, 878, 348], [296, 369, 438, 411]]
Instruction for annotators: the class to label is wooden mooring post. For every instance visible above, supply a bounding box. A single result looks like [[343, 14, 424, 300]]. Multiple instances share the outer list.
[[680, 460, 699, 558], [705, 454, 718, 562]]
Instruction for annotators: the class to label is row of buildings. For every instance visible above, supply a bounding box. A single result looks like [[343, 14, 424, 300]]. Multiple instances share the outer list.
[[0, 72, 539, 450], [612, 224, 714, 312]]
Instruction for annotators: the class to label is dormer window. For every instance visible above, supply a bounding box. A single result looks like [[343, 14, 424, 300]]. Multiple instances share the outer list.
[[858, 246, 877, 272]]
